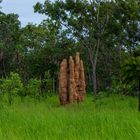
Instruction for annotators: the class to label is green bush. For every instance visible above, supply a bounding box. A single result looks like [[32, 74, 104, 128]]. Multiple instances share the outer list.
[[42, 71, 54, 97], [110, 78, 137, 96], [0, 72, 23, 104], [26, 78, 41, 100]]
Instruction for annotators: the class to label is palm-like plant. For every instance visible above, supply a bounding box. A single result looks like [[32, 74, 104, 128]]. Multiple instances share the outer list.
[[122, 56, 140, 111]]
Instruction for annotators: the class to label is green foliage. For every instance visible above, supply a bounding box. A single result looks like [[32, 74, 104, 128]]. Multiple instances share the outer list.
[[42, 71, 53, 94], [0, 12, 21, 77], [26, 78, 41, 100], [0, 0, 140, 95], [122, 57, 140, 83], [34, 0, 140, 94], [0, 72, 23, 104], [110, 79, 137, 96]]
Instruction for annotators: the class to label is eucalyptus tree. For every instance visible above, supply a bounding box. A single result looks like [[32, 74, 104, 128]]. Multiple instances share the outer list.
[[34, 0, 140, 95], [34, 0, 115, 96]]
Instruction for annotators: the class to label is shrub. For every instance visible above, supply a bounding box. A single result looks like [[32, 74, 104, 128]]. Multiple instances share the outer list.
[[26, 78, 41, 100], [42, 71, 54, 96], [0, 72, 23, 104], [110, 78, 137, 96]]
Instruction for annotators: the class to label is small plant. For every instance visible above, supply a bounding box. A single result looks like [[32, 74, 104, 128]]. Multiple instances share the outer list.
[[0, 78, 4, 101], [111, 80, 135, 96], [0, 72, 23, 105], [26, 78, 41, 100], [42, 71, 53, 96]]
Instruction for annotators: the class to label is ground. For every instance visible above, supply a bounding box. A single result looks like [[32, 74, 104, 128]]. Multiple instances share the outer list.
[[0, 94, 140, 140]]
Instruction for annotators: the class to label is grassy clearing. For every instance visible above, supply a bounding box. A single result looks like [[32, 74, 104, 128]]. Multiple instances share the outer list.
[[0, 94, 140, 140]]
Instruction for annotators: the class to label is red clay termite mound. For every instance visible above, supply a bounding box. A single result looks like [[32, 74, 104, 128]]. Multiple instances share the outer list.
[[59, 52, 86, 105], [68, 56, 76, 103], [74, 52, 80, 102], [59, 59, 68, 105], [79, 60, 86, 101]]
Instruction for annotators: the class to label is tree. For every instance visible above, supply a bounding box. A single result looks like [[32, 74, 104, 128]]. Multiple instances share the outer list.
[[0, 13, 21, 77], [22, 23, 65, 75], [122, 56, 140, 111], [34, 0, 140, 95], [34, 0, 115, 96]]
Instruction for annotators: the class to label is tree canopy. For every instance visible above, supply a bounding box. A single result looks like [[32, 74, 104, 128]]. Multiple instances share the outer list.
[[0, 0, 140, 97]]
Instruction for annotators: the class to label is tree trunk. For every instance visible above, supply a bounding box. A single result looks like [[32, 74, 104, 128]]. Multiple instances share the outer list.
[[92, 64, 97, 96], [88, 44, 99, 97], [138, 76, 140, 111], [88, 52, 97, 96], [92, 38, 100, 96]]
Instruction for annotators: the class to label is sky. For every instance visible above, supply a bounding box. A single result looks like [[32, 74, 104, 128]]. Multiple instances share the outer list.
[[1, 0, 46, 27]]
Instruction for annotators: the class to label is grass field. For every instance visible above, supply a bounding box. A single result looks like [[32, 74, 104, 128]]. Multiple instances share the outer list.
[[0, 94, 140, 140]]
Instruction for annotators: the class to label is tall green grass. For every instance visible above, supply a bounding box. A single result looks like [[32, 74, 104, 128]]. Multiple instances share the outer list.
[[0, 94, 140, 140]]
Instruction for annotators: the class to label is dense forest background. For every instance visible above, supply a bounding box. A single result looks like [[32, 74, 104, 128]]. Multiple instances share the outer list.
[[0, 0, 140, 102]]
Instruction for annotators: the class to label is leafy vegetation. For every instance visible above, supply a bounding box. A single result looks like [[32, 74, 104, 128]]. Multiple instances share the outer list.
[[0, 72, 23, 104], [0, 0, 140, 97], [0, 0, 140, 139]]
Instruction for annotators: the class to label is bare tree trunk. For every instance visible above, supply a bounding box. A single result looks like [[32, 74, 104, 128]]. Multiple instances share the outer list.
[[88, 50, 96, 96], [89, 52, 98, 96], [92, 63, 97, 96], [92, 38, 100, 96], [88, 47, 98, 96]]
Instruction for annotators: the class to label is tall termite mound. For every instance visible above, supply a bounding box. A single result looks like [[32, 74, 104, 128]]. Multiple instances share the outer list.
[[59, 52, 86, 105], [68, 56, 75, 103], [59, 59, 68, 105], [75, 52, 80, 102], [79, 60, 86, 101]]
